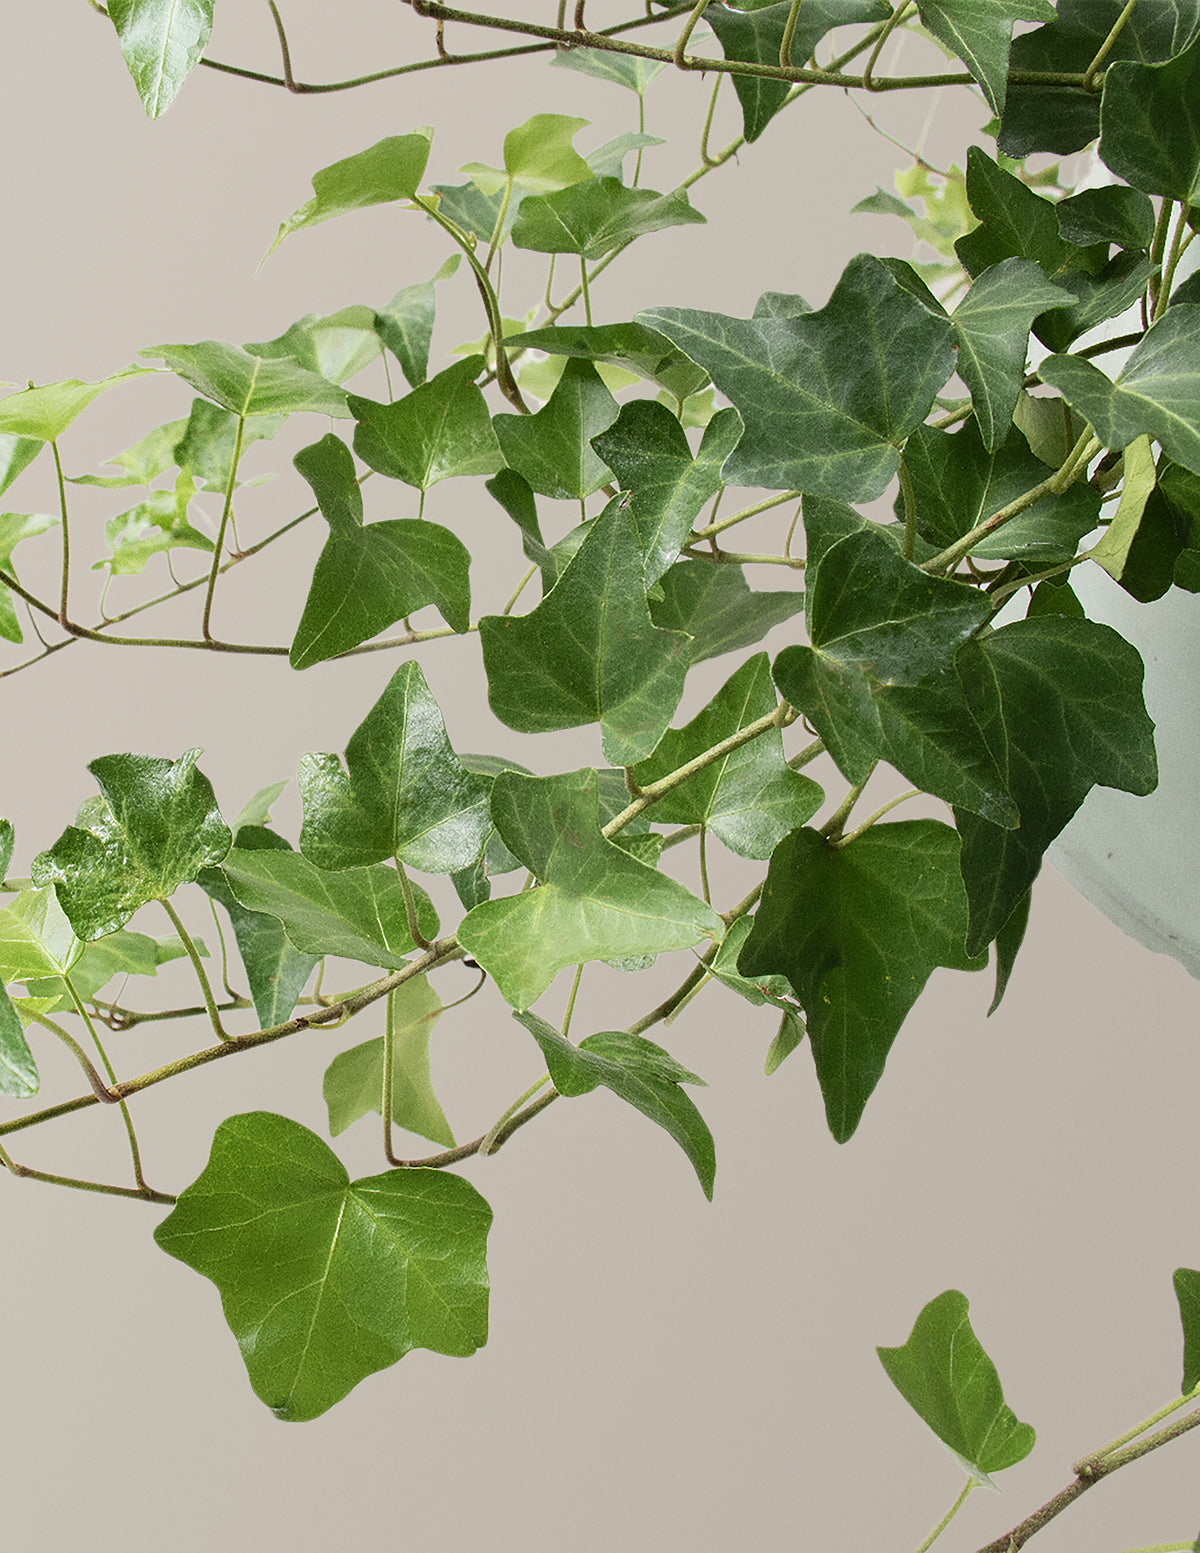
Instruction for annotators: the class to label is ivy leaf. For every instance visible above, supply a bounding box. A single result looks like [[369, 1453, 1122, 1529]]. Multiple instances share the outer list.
[[1100, 30, 1200, 201], [493, 358, 618, 500], [141, 341, 348, 419], [511, 177, 705, 260], [0, 369, 150, 442], [1175, 1268, 1200, 1394], [708, 915, 801, 1016], [0, 512, 58, 643], [0, 434, 41, 495], [1040, 307, 1200, 476], [374, 255, 461, 389], [955, 148, 1082, 283], [107, 0, 213, 118], [955, 617, 1158, 955], [916, 1, 1055, 117], [1088, 435, 1158, 585], [738, 823, 986, 1142], [245, 306, 382, 387], [323, 975, 452, 1146], [219, 847, 438, 969], [633, 654, 823, 859], [773, 499, 1015, 826], [706, 0, 889, 142], [21, 928, 210, 1015], [289, 434, 471, 668], [100, 469, 214, 578], [299, 660, 493, 875], [549, 46, 668, 93], [877, 1289, 1036, 1482], [479, 495, 691, 765], [1055, 185, 1157, 251], [154, 1112, 491, 1421], [504, 322, 710, 404], [461, 113, 593, 199], [30, 752, 232, 941], [989, 887, 1030, 1016], [640, 255, 956, 500], [0, 886, 82, 983], [349, 358, 503, 491], [649, 558, 804, 663], [174, 398, 285, 493], [0, 819, 13, 883], [0, 981, 38, 1098], [458, 769, 722, 1009], [592, 402, 742, 585], [515, 1011, 715, 1198], [950, 258, 1068, 449], [265, 132, 434, 259]]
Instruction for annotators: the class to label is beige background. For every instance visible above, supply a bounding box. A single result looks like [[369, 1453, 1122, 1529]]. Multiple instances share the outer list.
[[1, 4, 1198, 1548]]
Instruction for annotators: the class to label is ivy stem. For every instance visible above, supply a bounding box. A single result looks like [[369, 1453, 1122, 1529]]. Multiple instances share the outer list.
[[1156, 199, 1192, 321], [698, 824, 711, 903], [820, 767, 875, 841], [267, 0, 298, 90], [1083, 0, 1138, 90], [673, 0, 711, 68], [0, 1139, 175, 1204], [912, 1477, 974, 1553], [160, 896, 230, 1042], [778, 0, 803, 67], [862, 1, 914, 91], [501, 563, 538, 615], [477, 1074, 553, 1156], [1074, 1386, 1200, 1473], [201, 412, 246, 641], [18, 1005, 119, 1103], [63, 972, 150, 1192], [831, 788, 921, 847], [579, 255, 594, 324], [394, 1088, 559, 1167], [561, 963, 585, 1037], [690, 488, 801, 539], [382, 988, 398, 1164], [395, 858, 434, 950], [51, 439, 71, 627]]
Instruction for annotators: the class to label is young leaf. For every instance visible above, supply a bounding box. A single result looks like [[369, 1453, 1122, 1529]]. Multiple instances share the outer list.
[[510, 177, 705, 260], [374, 255, 461, 389], [1175, 1268, 1200, 1394], [298, 660, 493, 875], [174, 398, 285, 493], [649, 558, 804, 663], [0, 818, 13, 883], [0, 512, 58, 643], [323, 975, 452, 1146], [955, 617, 1158, 955], [107, 0, 213, 118], [632, 654, 823, 859], [492, 358, 618, 500], [30, 752, 232, 941], [0, 886, 82, 983], [349, 358, 503, 491], [155, 1112, 491, 1420], [100, 470, 213, 578], [640, 256, 956, 501], [265, 132, 434, 258], [1088, 435, 1158, 585], [457, 769, 722, 1009], [0, 981, 38, 1098], [245, 306, 382, 387], [478, 495, 691, 765], [515, 1011, 716, 1198], [0, 434, 42, 496], [738, 823, 987, 1142], [549, 46, 668, 93], [916, 1, 1055, 118], [592, 402, 742, 585], [20, 926, 209, 1013], [707, 914, 802, 1016], [0, 370, 150, 442], [462, 114, 592, 199], [219, 848, 438, 970], [141, 341, 348, 419], [877, 1289, 1036, 1482]]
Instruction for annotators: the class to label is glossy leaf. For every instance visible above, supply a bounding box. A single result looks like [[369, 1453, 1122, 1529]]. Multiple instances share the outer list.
[[1100, 30, 1200, 201], [877, 1289, 1036, 1481], [493, 358, 618, 500], [649, 557, 804, 663], [299, 660, 492, 875], [916, 0, 1054, 117], [1040, 307, 1200, 476], [108, 0, 212, 117], [955, 617, 1158, 955], [289, 433, 470, 667], [640, 256, 956, 500], [0, 512, 58, 643], [174, 398, 285, 493], [141, 341, 348, 419], [350, 358, 503, 491], [950, 258, 1068, 449], [738, 823, 986, 1141], [100, 470, 213, 578], [504, 322, 709, 404], [516, 1012, 715, 1198], [458, 769, 722, 1009], [0, 886, 81, 984], [592, 402, 741, 585], [266, 133, 434, 258], [375, 255, 461, 389], [479, 495, 691, 765], [462, 114, 592, 199], [155, 1112, 490, 1420], [0, 981, 37, 1098], [323, 975, 452, 1146], [31, 752, 231, 941], [956, 148, 1081, 283], [0, 370, 149, 442], [1175, 1268, 1200, 1394], [633, 654, 823, 859], [219, 847, 438, 970], [511, 177, 705, 259]]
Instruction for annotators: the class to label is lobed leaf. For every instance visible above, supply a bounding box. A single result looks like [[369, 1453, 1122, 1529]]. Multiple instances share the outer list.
[[266, 133, 434, 258], [323, 975, 452, 1146], [107, 0, 213, 118]]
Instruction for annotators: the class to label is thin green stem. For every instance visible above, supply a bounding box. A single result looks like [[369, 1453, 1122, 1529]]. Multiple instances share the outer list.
[[502, 563, 538, 615], [477, 1074, 553, 1156], [779, 0, 804, 66], [698, 824, 711, 904], [628, 953, 715, 1034], [1083, 0, 1138, 90], [634, 88, 646, 186], [63, 972, 149, 1191], [201, 413, 246, 641], [691, 488, 801, 539], [486, 176, 515, 273], [1074, 1386, 1200, 1472], [1157, 199, 1192, 321], [383, 988, 398, 1163], [18, 1005, 117, 1103], [579, 254, 594, 324], [862, 1, 914, 91], [51, 439, 71, 625], [913, 1478, 974, 1553], [393, 1088, 559, 1167], [673, 0, 711, 67], [832, 788, 921, 847], [561, 963, 585, 1037], [395, 858, 434, 950], [160, 896, 230, 1042], [821, 768, 875, 841], [0, 1139, 174, 1204]]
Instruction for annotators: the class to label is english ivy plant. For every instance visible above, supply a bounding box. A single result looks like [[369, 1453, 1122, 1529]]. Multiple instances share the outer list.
[[4, 0, 1200, 1546]]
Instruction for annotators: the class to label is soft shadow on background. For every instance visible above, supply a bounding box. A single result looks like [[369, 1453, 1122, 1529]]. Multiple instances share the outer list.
[[2, 6, 1199, 1549]]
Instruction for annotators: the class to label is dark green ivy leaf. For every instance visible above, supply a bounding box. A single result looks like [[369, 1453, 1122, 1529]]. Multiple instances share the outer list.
[[155, 1112, 490, 1420], [955, 616, 1158, 955], [633, 654, 823, 859], [299, 660, 493, 875], [458, 769, 721, 1009], [1175, 1268, 1200, 1394], [479, 495, 691, 765], [515, 1011, 715, 1198], [640, 255, 957, 500], [916, 0, 1055, 117], [108, 0, 213, 118], [141, 341, 348, 419], [504, 321, 710, 404], [649, 557, 804, 663], [493, 358, 618, 500], [31, 751, 232, 941], [1100, 30, 1200, 201], [374, 255, 461, 389], [1055, 185, 1158, 251], [349, 358, 503, 491], [511, 177, 705, 259], [877, 1289, 1036, 1481], [739, 822, 987, 1141]]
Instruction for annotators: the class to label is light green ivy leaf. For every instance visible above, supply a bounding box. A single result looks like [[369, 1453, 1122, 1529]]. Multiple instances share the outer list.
[[0, 981, 38, 1097], [0, 369, 150, 442], [108, 0, 213, 118], [141, 341, 348, 419], [323, 975, 452, 1146], [265, 132, 434, 259]]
